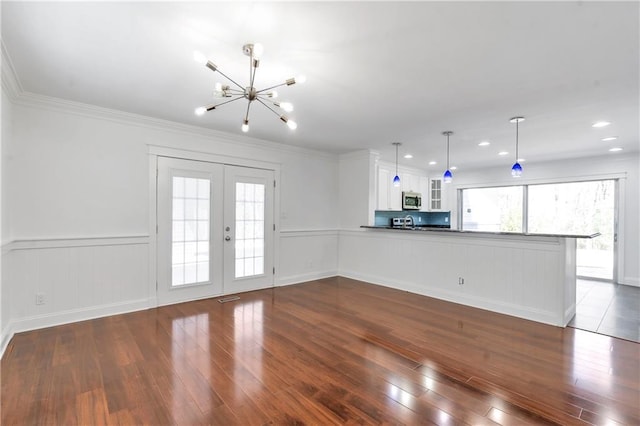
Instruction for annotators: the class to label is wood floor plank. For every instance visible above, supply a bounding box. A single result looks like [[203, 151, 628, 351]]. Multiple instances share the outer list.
[[2, 277, 639, 425]]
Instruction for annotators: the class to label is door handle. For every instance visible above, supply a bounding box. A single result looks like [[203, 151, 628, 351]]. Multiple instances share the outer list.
[[225, 236, 231, 241]]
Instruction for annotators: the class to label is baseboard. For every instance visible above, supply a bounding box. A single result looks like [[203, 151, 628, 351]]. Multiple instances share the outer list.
[[564, 304, 577, 327], [277, 270, 338, 287], [620, 276, 639, 287], [8, 298, 153, 337], [0, 322, 15, 360], [338, 270, 564, 327]]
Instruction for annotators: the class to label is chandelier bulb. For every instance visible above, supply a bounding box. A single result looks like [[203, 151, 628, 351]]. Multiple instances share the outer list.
[[287, 119, 298, 130], [296, 75, 307, 84], [242, 120, 249, 133], [252, 43, 264, 59], [195, 107, 206, 116], [269, 91, 279, 99], [193, 51, 207, 65], [279, 102, 294, 112]]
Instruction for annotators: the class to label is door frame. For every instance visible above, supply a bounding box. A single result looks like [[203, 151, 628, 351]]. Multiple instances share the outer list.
[[147, 145, 281, 307]]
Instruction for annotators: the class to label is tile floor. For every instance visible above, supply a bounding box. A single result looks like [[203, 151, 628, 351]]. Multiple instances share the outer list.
[[568, 279, 640, 342]]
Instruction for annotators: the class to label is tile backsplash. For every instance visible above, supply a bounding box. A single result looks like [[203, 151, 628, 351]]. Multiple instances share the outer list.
[[374, 210, 450, 227]]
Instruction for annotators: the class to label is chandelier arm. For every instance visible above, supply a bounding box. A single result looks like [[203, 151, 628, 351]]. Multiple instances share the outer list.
[[244, 97, 253, 122], [256, 97, 283, 118], [249, 58, 258, 90], [211, 95, 245, 109], [213, 68, 245, 91], [256, 82, 288, 94], [256, 95, 279, 107]]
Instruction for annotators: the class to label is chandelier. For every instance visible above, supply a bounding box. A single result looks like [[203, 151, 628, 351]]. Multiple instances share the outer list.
[[193, 43, 304, 133]]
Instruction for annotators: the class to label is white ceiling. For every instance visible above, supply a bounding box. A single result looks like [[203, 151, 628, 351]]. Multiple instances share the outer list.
[[2, 1, 639, 170]]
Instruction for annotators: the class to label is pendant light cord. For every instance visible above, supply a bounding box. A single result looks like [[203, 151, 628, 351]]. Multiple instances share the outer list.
[[446, 134, 450, 169], [395, 144, 399, 176], [515, 119, 519, 161]]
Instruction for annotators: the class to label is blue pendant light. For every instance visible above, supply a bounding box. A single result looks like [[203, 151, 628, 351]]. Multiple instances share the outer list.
[[392, 142, 401, 187], [442, 131, 453, 183], [510, 116, 525, 177]]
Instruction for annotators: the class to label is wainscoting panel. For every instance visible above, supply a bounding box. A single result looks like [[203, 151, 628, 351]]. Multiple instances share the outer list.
[[2, 237, 150, 351], [277, 230, 339, 286], [338, 229, 575, 327]]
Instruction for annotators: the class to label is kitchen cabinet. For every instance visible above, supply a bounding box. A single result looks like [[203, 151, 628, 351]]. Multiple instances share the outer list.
[[377, 163, 428, 211], [377, 167, 401, 210], [401, 172, 420, 193], [419, 177, 430, 211], [427, 177, 452, 212], [430, 178, 443, 210]]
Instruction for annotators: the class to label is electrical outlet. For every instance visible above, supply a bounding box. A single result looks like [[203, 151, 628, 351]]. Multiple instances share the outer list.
[[458, 277, 464, 285], [36, 292, 45, 305]]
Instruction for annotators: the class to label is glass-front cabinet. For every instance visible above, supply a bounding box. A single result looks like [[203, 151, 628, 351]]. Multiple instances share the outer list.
[[430, 178, 442, 210]]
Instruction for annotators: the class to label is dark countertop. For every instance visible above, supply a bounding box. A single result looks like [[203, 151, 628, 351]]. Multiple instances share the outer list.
[[360, 226, 600, 239]]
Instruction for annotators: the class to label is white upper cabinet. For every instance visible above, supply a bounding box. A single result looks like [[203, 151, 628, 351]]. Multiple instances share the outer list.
[[428, 177, 452, 211], [377, 167, 401, 210], [401, 172, 420, 193], [430, 178, 442, 210], [419, 177, 430, 211], [377, 162, 427, 211]]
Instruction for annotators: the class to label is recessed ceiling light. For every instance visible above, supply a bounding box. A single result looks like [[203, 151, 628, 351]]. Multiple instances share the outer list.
[[404, 154, 413, 159], [450, 166, 458, 170], [498, 151, 509, 156], [592, 121, 611, 128], [478, 141, 490, 147], [601, 136, 618, 141], [609, 147, 623, 152], [428, 161, 437, 165]]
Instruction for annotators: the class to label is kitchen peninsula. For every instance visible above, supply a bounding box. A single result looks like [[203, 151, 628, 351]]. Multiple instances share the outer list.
[[338, 225, 600, 327]]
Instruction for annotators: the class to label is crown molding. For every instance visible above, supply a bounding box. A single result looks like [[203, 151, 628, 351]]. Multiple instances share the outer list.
[[11, 90, 338, 161], [1, 40, 23, 101], [1, 40, 336, 162], [339, 149, 379, 162]]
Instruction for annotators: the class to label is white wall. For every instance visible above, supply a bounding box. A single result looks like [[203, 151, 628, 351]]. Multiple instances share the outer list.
[[1, 92, 340, 351], [9, 103, 149, 239], [440, 154, 640, 286], [339, 150, 378, 229], [1, 88, 15, 353], [1, 90, 6, 354]]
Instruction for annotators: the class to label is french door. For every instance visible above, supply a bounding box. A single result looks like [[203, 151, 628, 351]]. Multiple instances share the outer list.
[[157, 157, 274, 306]]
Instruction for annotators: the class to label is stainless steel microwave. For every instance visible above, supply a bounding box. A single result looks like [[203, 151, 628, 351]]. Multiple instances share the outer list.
[[402, 191, 421, 210]]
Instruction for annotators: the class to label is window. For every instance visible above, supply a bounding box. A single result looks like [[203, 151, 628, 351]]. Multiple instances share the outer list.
[[528, 180, 614, 279], [172, 177, 210, 286], [235, 182, 265, 278], [461, 179, 616, 280], [462, 186, 523, 232]]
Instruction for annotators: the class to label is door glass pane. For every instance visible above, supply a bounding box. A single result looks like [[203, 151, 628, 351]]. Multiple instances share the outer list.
[[528, 180, 614, 279], [462, 186, 523, 232], [235, 182, 265, 278], [172, 176, 210, 286]]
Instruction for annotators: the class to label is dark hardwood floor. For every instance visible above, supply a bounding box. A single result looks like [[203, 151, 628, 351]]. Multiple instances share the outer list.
[[2, 277, 639, 425]]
